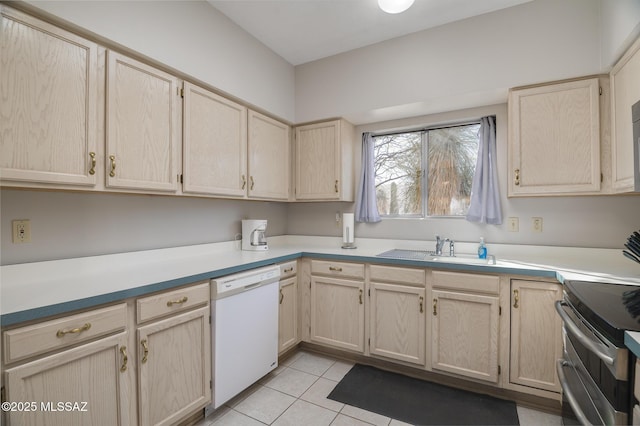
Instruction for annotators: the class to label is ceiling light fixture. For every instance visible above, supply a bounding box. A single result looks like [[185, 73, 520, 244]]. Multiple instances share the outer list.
[[378, 0, 415, 14]]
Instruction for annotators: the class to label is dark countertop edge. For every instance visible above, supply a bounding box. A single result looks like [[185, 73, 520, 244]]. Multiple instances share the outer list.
[[0, 251, 558, 327]]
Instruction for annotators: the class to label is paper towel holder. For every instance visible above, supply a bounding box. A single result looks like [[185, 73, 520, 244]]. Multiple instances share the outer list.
[[341, 212, 357, 249]]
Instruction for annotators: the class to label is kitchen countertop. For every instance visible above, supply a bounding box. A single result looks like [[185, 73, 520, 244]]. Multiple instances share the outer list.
[[2, 235, 639, 327]]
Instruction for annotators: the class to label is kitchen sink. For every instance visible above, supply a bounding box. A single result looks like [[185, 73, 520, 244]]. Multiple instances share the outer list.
[[376, 249, 436, 261], [376, 249, 496, 265]]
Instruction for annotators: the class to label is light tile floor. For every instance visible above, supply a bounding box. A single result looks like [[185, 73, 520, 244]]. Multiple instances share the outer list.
[[196, 351, 562, 426]]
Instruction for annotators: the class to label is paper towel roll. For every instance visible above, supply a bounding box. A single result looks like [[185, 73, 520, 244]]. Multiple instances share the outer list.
[[342, 213, 355, 244]]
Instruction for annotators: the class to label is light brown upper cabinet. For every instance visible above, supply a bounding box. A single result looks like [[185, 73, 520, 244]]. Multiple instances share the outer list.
[[182, 82, 248, 198], [0, 6, 99, 188], [248, 110, 291, 200], [508, 77, 602, 196], [610, 36, 640, 193], [294, 119, 355, 201], [106, 51, 180, 193]]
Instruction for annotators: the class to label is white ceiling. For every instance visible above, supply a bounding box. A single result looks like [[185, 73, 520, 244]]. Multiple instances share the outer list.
[[207, 0, 533, 65]]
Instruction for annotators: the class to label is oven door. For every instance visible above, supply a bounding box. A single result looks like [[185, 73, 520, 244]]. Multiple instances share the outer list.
[[555, 301, 628, 425]]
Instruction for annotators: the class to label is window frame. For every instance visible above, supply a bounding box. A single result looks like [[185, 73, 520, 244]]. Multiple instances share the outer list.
[[372, 120, 481, 219]]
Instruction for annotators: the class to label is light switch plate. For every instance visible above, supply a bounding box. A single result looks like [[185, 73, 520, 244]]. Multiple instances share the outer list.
[[507, 217, 519, 232], [532, 217, 543, 233]]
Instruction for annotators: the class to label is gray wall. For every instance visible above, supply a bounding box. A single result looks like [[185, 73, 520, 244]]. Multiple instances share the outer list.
[[0, 189, 288, 264]]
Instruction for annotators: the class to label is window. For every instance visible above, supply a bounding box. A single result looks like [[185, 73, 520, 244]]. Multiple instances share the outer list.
[[374, 123, 480, 217]]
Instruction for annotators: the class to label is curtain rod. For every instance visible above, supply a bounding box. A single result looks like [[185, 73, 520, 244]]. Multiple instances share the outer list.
[[370, 117, 491, 138]]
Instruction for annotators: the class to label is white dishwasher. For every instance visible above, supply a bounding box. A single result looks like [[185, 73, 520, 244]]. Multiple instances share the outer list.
[[206, 264, 281, 414]]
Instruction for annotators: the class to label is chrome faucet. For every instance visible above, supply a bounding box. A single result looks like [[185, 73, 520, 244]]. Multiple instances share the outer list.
[[435, 235, 455, 256]]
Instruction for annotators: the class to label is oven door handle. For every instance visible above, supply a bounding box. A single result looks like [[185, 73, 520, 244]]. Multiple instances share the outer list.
[[555, 300, 615, 366], [556, 359, 594, 426]]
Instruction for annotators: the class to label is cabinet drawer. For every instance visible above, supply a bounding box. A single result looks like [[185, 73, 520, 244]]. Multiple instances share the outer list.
[[137, 282, 209, 324], [370, 265, 425, 287], [3, 303, 127, 364], [311, 260, 364, 279], [280, 261, 297, 278], [432, 270, 499, 295]]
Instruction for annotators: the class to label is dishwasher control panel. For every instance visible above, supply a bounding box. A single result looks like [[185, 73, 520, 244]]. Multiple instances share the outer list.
[[212, 264, 280, 298]]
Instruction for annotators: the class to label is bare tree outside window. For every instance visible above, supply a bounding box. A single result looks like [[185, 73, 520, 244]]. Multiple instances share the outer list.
[[373, 123, 479, 217]]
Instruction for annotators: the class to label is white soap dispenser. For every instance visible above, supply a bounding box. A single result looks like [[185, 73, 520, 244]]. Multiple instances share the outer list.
[[477, 237, 487, 259]]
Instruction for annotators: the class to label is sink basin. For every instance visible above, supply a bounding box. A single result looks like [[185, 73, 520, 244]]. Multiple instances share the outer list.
[[376, 249, 436, 261], [376, 249, 496, 265], [431, 254, 496, 265]]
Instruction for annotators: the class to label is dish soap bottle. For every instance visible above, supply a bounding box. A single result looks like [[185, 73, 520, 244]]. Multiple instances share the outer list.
[[477, 237, 487, 259]]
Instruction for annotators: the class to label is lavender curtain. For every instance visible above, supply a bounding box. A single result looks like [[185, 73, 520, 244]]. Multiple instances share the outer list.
[[466, 116, 502, 224], [355, 132, 381, 223]]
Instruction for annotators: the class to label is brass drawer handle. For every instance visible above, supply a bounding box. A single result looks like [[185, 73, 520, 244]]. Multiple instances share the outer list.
[[359, 289, 363, 305], [89, 152, 96, 175], [241, 174, 246, 189], [433, 299, 438, 316], [120, 346, 128, 372], [329, 266, 343, 272], [283, 267, 294, 273], [167, 296, 188, 307], [250, 176, 255, 190], [109, 155, 116, 177], [419, 296, 424, 313], [513, 289, 519, 308], [280, 289, 284, 304], [514, 169, 520, 186], [56, 322, 91, 338], [141, 339, 149, 363]]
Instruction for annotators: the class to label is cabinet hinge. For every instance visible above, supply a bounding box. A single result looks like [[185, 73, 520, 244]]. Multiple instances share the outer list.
[[368, 289, 370, 297], [601, 173, 604, 183], [209, 315, 211, 324], [177, 174, 183, 184], [498, 365, 501, 375], [210, 380, 213, 389], [499, 306, 502, 316], [368, 338, 370, 347], [1, 386, 5, 403], [599, 86, 602, 96]]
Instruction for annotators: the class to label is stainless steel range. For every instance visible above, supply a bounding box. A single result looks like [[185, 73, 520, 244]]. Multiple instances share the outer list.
[[555, 280, 640, 425]]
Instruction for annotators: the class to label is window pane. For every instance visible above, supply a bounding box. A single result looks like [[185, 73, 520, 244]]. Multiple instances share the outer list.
[[427, 124, 479, 216], [373, 132, 422, 216]]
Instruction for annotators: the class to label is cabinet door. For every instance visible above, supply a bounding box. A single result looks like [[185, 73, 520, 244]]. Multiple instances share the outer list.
[[5, 332, 132, 426], [0, 6, 98, 187], [431, 290, 499, 383], [295, 120, 341, 200], [106, 51, 179, 192], [310, 276, 364, 352], [611, 37, 640, 192], [248, 110, 290, 200], [510, 280, 562, 392], [137, 306, 211, 426], [369, 283, 425, 365], [183, 82, 247, 197], [508, 78, 601, 195], [279, 276, 298, 353]]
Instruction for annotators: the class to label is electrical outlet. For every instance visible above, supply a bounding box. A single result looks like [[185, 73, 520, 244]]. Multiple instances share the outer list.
[[335, 212, 341, 227], [507, 217, 519, 232], [532, 217, 543, 233], [12, 220, 31, 243]]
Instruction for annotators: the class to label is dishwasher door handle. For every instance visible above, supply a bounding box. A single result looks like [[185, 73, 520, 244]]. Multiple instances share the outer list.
[[555, 301, 614, 366]]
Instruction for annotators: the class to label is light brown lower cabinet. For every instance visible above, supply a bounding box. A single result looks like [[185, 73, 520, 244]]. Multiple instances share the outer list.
[[369, 282, 426, 365], [430, 271, 500, 384], [310, 275, 365, 353], [4, 332, 133, 426], [2, 282, 211, 426], [509, 279, 562, 392], [137, 306, 211, 426], [279, 276, 298, 354]]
